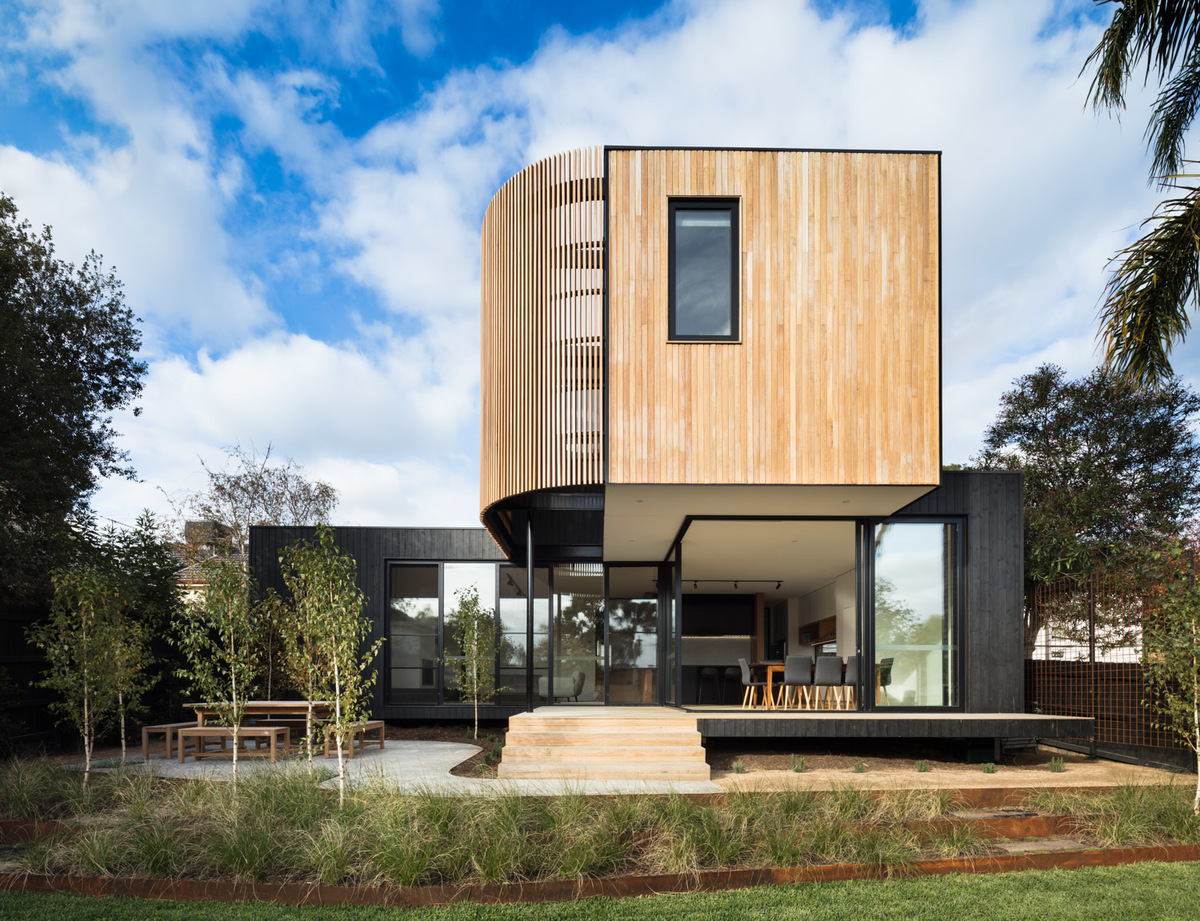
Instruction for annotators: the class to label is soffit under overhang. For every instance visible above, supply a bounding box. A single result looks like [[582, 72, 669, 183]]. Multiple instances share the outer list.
[[603, 483, 935, 562]]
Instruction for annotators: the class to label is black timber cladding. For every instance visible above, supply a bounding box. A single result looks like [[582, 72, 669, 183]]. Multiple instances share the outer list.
[[249, 526, 506, 719], [893, 470, 1024, 714], [696, 714, 1089, 740]]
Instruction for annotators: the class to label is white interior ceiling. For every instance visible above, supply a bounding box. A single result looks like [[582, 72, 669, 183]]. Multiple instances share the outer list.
[[603, 483, 933, 562], [680, 519, 856, 602]]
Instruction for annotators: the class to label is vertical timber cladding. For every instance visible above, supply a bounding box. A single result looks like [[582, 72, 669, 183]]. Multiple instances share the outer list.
[[606, 149, 941, 486], [479, 148, 605, 522]]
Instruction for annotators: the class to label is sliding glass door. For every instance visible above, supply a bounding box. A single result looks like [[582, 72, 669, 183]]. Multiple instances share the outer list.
[[870, 521, 960, 709]]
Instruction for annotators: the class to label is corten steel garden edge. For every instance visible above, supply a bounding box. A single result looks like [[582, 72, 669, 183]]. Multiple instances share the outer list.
[[1, 846, 1199, 907]]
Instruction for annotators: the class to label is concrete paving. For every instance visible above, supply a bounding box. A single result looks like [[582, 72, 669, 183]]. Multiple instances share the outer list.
[[99, 741, 723, 796]]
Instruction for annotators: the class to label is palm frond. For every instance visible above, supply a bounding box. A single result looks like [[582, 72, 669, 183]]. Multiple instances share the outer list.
[[1099, 182, 1200, 384], [1149, 57, 1200, 179], [1086, 1, 1200, 112]]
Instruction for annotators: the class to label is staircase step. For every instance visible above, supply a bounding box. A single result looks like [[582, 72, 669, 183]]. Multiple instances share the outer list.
[[501, 709, 710, 782], [506, 730, 701, 748], [502, 745, 708, 763], [497, 761, 712, 781]]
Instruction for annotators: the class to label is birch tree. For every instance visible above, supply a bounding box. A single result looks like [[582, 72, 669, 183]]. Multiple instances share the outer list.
[[445, 584, 498, 741], [278, 527, 380, 801], [28, 569, 121, 785], [175, 559, 262, 782]]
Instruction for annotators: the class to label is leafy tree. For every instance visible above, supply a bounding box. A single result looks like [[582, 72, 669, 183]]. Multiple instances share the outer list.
[[25, 512, 180, 768], [1085, 1, 1200, 382], [973, 364, 1200, 651], [1139, 534, 1200, 811], [175, 560, 263, 781], [0, 192, 145, 602], [183, 444, 338, 556], [28, 569, 123, 785], [445, 584, 499, 740], [276, 527, 380, 800]]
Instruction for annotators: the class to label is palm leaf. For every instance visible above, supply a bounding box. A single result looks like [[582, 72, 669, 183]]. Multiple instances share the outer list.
[[1099, 182, 1200, 383], [1086, 1, 1200, 111], [1149, 56, 1200, 179]]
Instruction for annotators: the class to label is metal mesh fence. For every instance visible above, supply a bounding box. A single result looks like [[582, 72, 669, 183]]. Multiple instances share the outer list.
[[1025, 573, 1189, 764]]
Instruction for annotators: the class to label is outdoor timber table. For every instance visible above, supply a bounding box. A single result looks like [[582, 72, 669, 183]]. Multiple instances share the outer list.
[[185, 700, 334, 726]]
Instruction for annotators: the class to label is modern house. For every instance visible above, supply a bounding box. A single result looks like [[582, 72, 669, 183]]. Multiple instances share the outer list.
[[251, 146, 1090, 759]]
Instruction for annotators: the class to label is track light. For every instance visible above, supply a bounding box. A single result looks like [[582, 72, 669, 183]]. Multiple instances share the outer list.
[[776, 581, 782, 590]]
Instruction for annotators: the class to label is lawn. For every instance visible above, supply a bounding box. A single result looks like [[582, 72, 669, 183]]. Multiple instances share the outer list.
[[2, 863, 1200, 920]]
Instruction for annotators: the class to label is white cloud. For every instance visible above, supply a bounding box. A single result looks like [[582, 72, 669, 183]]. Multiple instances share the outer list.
[[37, 0, 1198, 530]]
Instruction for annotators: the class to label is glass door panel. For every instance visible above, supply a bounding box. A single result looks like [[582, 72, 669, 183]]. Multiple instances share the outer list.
[[497, 566, 549, 704], [443, 563, 498, 703], [872, 522, 959, 708], [387, 565, 439, 703], [550, 564, 604, 704], [607, 566, 658, 704]]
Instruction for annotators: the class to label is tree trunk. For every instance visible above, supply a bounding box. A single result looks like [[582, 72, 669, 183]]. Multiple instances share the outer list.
[[119, 690, 127, 764], [306, 701, 315, 769], [82, 682, 92, 787]]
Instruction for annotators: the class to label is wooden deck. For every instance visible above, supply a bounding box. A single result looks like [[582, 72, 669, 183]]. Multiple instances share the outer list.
[[497, 707, 1092, 779], [681, 706, 1093, 740]]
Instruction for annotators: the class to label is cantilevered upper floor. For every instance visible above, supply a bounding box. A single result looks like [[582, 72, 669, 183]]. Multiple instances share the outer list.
[[480, 146, 941, 559]]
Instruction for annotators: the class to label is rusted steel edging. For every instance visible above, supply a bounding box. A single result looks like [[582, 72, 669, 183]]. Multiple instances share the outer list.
[[2, 845, 1199, 907]]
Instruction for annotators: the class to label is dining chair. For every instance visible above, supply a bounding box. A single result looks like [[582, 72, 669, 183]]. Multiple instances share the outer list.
[[877, 657, 895, 705], [778, 654, 814, 709], [842, 655, 860, 710], [738, 658, 768, 709], [813, 655, 843, 710]]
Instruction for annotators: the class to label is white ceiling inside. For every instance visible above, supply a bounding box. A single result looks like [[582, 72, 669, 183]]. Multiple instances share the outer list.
[[603, 483, 932, 563], [680, 519, 856, 602]]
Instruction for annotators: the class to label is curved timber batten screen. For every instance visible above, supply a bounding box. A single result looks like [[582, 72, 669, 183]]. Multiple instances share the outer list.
[[480, 147, 605, 525]]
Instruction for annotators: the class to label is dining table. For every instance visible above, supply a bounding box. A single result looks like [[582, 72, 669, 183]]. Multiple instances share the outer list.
[[185, 700, 334, 726], [754, 661, 785, 709]]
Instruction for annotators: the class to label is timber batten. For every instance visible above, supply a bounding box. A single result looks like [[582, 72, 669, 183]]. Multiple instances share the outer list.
[[606, 148, 940, 487], [480, 148, 605, 535]]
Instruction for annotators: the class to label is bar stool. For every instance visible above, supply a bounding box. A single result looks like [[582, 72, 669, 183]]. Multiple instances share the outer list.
[[697, 666, 720, 704], [723, 666, 741, 704]]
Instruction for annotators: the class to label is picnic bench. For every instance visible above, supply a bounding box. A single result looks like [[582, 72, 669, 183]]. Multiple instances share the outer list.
[[178, 725, 291, 763], [141, 721, 198, 761], [323, 720, 386, 759]]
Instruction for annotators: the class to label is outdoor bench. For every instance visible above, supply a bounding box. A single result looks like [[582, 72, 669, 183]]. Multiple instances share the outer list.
[[140, 721, 198, 761], [323, 720, 386, 759], [178, 725, 290, 763]]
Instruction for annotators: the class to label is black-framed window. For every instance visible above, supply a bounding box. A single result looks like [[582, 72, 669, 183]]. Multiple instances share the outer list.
[[668, 198, 739, 341]]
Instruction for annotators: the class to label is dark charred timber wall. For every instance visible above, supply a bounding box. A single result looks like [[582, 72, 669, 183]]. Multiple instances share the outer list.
[[895, 470, 1025, 713], [249, 527, 508, 720]]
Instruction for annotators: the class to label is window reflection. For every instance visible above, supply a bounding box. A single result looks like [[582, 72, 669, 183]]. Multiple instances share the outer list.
[[873, 522, 958, 708]]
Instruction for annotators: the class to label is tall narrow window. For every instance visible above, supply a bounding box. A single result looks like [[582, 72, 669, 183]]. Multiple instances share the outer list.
[[668, 199, 739, 341], [871, 522, 960, 708]]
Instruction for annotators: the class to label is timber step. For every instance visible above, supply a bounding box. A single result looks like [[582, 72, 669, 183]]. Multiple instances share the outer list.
[[499, 710, 710, 781]]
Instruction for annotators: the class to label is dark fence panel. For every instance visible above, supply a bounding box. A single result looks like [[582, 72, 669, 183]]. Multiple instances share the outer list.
[[1025, 575, 1191, 769]]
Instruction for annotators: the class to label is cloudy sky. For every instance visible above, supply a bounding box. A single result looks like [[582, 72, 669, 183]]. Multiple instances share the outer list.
[[2, 0, 1190, 530]]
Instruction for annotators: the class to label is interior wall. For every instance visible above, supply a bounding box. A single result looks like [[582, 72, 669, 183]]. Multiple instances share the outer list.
[[789, 568, 856, 658]]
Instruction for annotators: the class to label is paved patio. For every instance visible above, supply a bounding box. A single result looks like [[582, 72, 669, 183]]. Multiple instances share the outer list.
[[109, 741, 723, 795]]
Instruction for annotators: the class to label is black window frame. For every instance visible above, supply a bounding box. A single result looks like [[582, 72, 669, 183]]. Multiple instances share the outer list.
[[667, 197, 740, 342]]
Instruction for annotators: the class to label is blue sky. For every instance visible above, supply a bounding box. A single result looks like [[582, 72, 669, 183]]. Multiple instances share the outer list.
[[1, 0, 1186, 530]]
